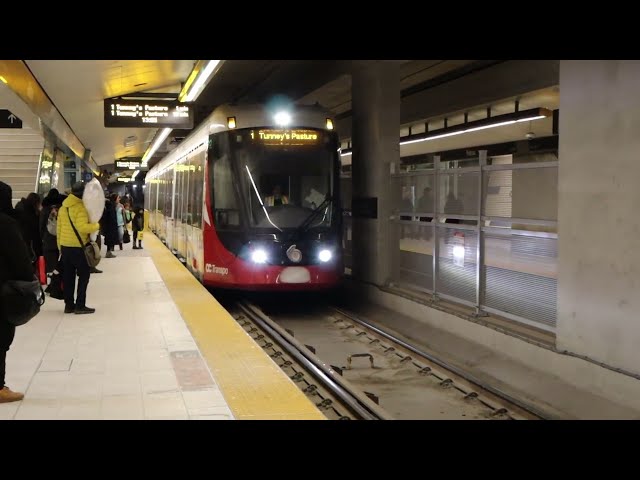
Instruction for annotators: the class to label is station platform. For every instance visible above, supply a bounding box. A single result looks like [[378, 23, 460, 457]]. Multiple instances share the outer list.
[[0, 233, 324, 420]]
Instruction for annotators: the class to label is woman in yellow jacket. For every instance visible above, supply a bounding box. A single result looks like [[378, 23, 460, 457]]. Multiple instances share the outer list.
[[56, 182, 100, 314]]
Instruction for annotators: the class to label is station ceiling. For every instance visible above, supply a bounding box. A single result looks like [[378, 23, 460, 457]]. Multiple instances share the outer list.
[[20, 60, 558, 176]]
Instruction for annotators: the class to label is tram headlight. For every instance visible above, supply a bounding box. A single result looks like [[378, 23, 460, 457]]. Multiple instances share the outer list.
[[251, 249, 268, 264], [318, 249, 332, 263], [274, 111, 291, 126]]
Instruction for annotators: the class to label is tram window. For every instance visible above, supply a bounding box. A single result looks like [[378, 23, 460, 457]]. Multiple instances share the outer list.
[[158, 173, 165, 215], [168, 168, 174, 218], [187, 159, 195, 226], [213, 146, 240, 227], [175, 164, 182, 223], [178, 160, 189, 225], [184, 159, 192, 226], [188, 151, 205, 227], [195, 152, 204, 226]]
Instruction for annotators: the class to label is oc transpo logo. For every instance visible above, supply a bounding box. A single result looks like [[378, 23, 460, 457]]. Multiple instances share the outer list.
[[205, 263, 229, 276]]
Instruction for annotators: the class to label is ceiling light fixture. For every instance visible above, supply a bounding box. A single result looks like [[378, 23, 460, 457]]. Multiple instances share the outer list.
[[141, 128, 171, 165], [340, 107, 552, 155], [141, 60, 224, 166], [180, 60, 223, 102]]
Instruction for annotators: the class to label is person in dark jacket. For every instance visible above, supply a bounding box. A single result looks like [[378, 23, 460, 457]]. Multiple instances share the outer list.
[[101, 194, 119, 258], [14, 192, 43, 260], [0, 181, 34, 403], [132, 207, 144, 249], [40, 189, 66, 274]]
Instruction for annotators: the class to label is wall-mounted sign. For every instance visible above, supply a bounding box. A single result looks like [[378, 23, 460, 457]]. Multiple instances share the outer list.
[[0, 109, 22, 129], [114, 158, 142, 170], [104, 98, 194, 129], [117, 177, 132, 182]]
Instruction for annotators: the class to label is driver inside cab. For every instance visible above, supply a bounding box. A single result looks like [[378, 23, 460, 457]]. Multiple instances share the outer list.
[[265, 185, 289, 206]]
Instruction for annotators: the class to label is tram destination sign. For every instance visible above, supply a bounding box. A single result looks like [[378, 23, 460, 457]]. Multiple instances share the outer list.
[[104, 98, 194, 129], [249, 128, 323, 146]]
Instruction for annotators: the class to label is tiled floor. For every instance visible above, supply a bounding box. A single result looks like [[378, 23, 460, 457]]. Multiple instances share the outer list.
[[1, 244, 235, 420]]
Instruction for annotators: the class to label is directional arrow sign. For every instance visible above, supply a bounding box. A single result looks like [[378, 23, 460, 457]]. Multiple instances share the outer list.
[[0, 109, 23, 129]]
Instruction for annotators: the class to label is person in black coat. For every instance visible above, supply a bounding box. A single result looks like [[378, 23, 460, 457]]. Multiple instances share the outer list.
[[0, 181, 34, 403], [14, 192, 43, 260], [132, 207, 144, 249], [101, 195, 119, 258], [39, 189, 67, 274]]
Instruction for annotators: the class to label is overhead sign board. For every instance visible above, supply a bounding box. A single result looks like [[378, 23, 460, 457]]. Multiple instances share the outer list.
[[114, 158, 142, 171], [0, 109, 22, 129], [104, 98, 194, 129]]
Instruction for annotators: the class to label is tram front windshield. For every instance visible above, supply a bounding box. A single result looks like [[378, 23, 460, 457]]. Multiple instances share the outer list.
[[232, 128, 337, 231]]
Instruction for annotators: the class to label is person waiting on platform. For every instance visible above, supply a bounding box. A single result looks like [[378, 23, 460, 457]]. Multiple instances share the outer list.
[[132, 207, 144, 250], [0, 181, 34, 403], [40, 189, 66, 274], [264, 185, 289, 207], [102, 194, 119, 258], [57, 182, 100, 315]]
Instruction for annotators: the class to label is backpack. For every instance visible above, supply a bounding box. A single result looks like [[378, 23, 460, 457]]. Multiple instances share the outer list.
[[46, 208, 58, 236]]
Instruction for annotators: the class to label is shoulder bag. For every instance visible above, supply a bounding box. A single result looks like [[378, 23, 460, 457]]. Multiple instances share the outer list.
[[67, 208, 101, 268], [1, 276, 45, 326]]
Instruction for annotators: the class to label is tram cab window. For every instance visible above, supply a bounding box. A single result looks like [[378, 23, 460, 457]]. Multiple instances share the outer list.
[[242, 151, 333, 229], [262, 176, 292, 207], [215, 127, 338, 232]]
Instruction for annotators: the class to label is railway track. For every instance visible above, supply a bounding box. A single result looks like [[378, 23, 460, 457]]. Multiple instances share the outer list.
[[232, 301, 391, 420], [232, 300, 546, 420]]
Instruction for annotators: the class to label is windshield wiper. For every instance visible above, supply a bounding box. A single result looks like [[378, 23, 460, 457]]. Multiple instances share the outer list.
[[296, 196, 333, 235]]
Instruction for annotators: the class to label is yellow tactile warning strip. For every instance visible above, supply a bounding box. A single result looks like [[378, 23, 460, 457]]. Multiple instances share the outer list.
[[145, 233, 326, 420]]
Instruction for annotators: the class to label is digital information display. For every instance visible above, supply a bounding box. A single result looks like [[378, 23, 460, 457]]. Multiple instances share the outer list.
[[249, 129, 322, 146], [114, 158, 142, 171], [104, 98, 194, 129]]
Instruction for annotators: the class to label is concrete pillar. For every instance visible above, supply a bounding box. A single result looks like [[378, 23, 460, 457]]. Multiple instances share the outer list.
[[558, 60, 640, 375], [350, 61, 400, 286]]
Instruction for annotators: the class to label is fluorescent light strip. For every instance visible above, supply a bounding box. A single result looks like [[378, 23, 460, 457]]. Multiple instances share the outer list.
[[184, 60, 221, 102], [341, 112, 549, 154], [142, 61, 223, 166], [400, 130, 465, 145], [516, 115, 546, 122], [464, 120, 516, 133], [142, 127, 171, 164], [399, 114, 548, 146], [131, 170, 140, 180]]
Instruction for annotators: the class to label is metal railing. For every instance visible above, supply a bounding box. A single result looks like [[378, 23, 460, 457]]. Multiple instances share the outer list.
[[343, 152, 559, 333]]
